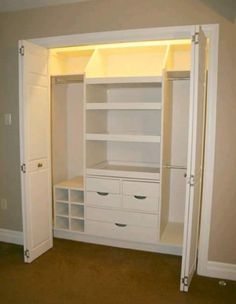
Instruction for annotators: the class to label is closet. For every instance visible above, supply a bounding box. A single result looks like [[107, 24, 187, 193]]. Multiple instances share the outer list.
[[19, 28, 207, 292]]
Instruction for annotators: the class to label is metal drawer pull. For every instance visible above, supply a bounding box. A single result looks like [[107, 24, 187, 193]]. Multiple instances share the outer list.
[[134, 195, 146, 200], [37, 163, 43, 168], [97, 192, 109, 196], [115, 223, 127, 227]]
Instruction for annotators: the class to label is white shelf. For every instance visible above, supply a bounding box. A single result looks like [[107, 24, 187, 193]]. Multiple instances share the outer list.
[[54, 176, 84, 190], [86, 133, 161, 143], [86, 76, 162, 84], [87, 162, 160, 180], [159, 222, 184, 246], [86, 102, 162, 110]]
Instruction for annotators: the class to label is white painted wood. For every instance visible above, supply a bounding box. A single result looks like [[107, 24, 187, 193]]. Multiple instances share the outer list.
[[123, 195, 159, 213], [180, 27, 207, 292], [86, 133, 161, 143], [19, 40, 52, 263], [86, 176, 120, 194], [197, 24, 219, 279], [159, 70, 172, 237], [86, 76, 162, 84], [86, 161, 160, 180], [22, 25, 219, 278], [54, 229, 182, 256], [86, 207, 158, 227], [0, 229, 23, 245], [86, 220, 158, 244], [86, 191, 121, 208], [54, 176, 84, 190], [86, 102, 162, 110], [205, 262, 236, 281], [122, 180, 159, 197]]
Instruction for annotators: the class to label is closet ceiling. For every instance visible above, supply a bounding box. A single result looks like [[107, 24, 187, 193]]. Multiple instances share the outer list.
[[0, 0, 92, 12]]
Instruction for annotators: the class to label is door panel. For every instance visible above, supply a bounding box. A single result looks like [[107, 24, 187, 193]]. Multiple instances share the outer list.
[[180, 26, 207, 291], [19, 40, 52, 263]]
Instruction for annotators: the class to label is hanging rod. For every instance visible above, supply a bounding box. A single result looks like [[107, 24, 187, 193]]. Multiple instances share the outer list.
[[163, 164, 187, 170], [167, 77, 190, 81], [51, 74, 84, 85]]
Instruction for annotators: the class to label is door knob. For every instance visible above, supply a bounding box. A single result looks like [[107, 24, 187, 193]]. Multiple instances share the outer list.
[[37, 163, 43, 168]]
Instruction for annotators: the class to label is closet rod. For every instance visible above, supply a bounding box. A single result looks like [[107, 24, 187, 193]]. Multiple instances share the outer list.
[[167, 77, 190, 81], [163, 164, 187, 170]]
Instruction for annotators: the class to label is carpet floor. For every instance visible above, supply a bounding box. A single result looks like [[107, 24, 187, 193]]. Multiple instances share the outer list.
[[0, 238, 235, 304]]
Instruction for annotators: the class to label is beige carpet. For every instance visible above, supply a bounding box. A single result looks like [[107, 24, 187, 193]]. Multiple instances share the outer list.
[[0, 238, 235, 304]]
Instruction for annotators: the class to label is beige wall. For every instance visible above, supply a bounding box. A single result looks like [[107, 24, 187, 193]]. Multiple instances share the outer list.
[[0, 0, 235, 264]]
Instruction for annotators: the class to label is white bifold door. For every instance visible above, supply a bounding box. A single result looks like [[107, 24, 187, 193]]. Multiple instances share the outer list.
[[19, 40, 52, 263], [180, 26, 207, 291]]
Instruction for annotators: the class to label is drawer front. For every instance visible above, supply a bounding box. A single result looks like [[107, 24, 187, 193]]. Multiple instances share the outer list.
[[86, 191, 121, 208], [86, 177, 120, 194], [86, 207, 158, 228], [123, 180, 159, 197], [123, 195, 158, 213], [86, 220, 158, 244]]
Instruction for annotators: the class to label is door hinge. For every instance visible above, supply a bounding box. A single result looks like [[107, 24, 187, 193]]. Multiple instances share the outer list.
[[192, 32, 199, 45], [182, 276, 188, 287], [21, 163, 26, 173], [24, 249, 30, 259], [19, 46, 25, 56], [187, 175, 195, 186]]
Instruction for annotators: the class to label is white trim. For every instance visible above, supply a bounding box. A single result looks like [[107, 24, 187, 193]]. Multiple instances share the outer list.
[[30, 26, 196, 48], [197, 24, 219, 276], [0, 229, 23, 245], [199, 261, 236, 281], [54, 229, 182, 256], [20, 24, 219, 276]]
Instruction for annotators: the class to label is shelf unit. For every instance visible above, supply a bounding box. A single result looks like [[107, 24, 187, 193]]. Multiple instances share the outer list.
[[54, 176, 85, 232], [85, 75, 163, 180], [50, 39, 193, 252]]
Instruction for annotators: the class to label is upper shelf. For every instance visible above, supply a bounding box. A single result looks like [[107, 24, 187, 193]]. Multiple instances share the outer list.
[[86, 102, 162, 110], [85, 76, 162, 84]]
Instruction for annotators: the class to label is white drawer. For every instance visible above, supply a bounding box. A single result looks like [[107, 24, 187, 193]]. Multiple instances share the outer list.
[[123, 195, 158, 213], [123, 180, 159, 197], [86, 207, 158, 228], [86, 177, 120, 194], [86, 220, 158, 244], [86, 191, 121, 208]]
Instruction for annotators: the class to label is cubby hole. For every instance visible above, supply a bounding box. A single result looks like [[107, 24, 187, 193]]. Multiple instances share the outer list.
[[55, 202, 69, 216], [55, 216, 69, 230], [71, 204, 84, 218], [70, 190, 84, 203], [55, 188, 69, 201], [71, 219, 84, 232]]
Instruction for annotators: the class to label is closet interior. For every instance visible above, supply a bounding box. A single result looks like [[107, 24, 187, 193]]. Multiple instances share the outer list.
[[50, 39, 193, 254]]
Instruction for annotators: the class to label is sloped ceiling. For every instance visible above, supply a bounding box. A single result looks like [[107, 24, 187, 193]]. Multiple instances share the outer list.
[[0, 0, 91, 12], [199, 0, 236, 22], [0, 0, 235, 23]]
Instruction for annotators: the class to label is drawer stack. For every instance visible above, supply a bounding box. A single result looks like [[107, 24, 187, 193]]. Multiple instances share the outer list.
[[85, 176, 160, 244]]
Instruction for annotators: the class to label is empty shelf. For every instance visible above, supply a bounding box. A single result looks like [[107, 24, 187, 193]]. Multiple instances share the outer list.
[[86, 133, 161, 143], [86, 102, 162, 110], [86, 76, 162, 84], [54, 176, 84, 190]]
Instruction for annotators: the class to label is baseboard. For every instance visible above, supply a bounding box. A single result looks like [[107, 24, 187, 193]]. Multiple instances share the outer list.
[[53, 229, 182, 256], [0, 229, 23, 245], [203, 261, 236, 281]]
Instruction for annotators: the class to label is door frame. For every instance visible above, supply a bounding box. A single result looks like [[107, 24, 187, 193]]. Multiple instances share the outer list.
[[26, 24, 219, 276]]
